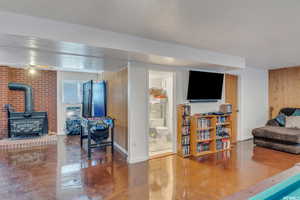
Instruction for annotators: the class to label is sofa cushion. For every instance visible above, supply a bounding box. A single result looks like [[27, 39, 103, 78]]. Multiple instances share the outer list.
[[254, 137, 300, 154], [252, 126, 300, 143]]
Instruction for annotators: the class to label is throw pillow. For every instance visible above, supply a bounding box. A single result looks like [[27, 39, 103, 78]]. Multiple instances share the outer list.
[[275, 113, 286, 126], [292, 109, 300, 116], [285, 116, 300, 129]]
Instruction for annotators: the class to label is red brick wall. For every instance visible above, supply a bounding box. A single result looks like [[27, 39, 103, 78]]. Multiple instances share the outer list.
[[0, 67, 9, 138], [0, 67, 57, 138]]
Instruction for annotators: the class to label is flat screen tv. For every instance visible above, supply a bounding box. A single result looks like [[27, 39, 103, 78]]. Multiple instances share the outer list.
[[187, 71, 224, 102]]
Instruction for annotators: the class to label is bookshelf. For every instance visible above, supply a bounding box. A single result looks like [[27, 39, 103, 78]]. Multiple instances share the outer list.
[[177, 104, 191, 157], [190, 114, 232, 157]]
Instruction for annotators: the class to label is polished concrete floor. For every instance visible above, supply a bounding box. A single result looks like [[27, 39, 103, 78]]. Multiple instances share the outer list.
[[0, 136, 300, 200], [149, 138, 172, 157]]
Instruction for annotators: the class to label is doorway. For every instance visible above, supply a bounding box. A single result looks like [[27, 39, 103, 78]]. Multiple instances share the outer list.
[[148, 70, 174, 157]]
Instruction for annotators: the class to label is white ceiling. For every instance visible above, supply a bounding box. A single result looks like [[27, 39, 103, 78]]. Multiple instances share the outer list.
[[0, 34, 126, 72], [0, 34, 235, 72], [0, 0, 299, 69]]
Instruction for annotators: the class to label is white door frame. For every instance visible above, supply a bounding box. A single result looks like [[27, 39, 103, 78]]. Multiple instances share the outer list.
[[147, 69, 177, 156]]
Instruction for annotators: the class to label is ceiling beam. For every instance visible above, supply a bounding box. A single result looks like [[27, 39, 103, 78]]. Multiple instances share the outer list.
[[0, 11, 245, 69]]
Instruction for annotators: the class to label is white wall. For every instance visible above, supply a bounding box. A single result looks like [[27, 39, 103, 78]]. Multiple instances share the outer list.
[[234, 68, 268, 140], [57, 71, 101, 135], [127, 63, 149, 163], [127, 62, 268, 163]]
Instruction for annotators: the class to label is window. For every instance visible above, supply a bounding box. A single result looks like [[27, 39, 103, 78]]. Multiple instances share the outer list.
[[63, 80, 83, 104]]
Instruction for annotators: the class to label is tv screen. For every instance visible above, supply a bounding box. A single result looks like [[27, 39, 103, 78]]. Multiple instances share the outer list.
[[187, 71, 224, 101]]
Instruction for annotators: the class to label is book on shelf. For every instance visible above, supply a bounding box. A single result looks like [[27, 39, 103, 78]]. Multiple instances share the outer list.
[[182, 104, 191, 116], [217, 116, 228, 124], [216, 126, 230, 138], [182, 145, 190, 155], [181, 135, 190, 145], [196, 130, 210, 140], [182, 117, 191, 126], [216, 138, 230, 150], [197, 118, 211, 128], [196, 142, 210, 152], [181, 126, 190, 135], [177, 104, 191, 157]]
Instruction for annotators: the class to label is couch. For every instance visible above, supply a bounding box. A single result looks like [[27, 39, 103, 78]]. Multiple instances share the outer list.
[[252, 108, 300, 154]]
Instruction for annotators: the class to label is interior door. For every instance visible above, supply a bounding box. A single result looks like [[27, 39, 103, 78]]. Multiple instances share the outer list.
[[225, 74, 238, 143]]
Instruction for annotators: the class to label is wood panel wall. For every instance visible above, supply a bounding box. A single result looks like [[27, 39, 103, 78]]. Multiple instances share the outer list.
[[103, 68, 128, 151], [269, 66, 300, 118]]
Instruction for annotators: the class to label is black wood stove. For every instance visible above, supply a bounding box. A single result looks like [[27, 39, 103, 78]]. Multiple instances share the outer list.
[[6, 83, 48, 139]]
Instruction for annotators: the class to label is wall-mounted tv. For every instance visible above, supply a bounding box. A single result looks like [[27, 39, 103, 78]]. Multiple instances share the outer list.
[[187, 71, 224, 102]]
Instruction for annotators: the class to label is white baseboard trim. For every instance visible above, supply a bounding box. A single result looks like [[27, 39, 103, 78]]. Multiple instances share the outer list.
[[127, 155, 148, 164], [114, 142, 128, 155]]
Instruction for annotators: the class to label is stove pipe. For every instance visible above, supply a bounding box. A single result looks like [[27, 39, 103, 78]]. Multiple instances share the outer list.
[[8, 82, 34, 115]]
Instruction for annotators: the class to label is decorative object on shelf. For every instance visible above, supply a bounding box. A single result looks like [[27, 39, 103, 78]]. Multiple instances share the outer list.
[[219, 103, 232, 114], [177, 104, 191, 157]]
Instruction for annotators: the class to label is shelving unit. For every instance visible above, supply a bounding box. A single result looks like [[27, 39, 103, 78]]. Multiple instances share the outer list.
[[190, 114, 232, 157], [215, 115, 231, 152], [177, 104, 191, 158]]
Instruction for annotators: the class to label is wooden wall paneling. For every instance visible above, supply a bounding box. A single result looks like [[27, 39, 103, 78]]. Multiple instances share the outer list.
[[103, 68, 128, 151], [269, 66, 300, 119], [225, 74, 238, 143]]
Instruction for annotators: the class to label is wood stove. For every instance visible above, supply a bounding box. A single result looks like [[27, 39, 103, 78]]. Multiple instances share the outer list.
[[6, 83, 48, 139]]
